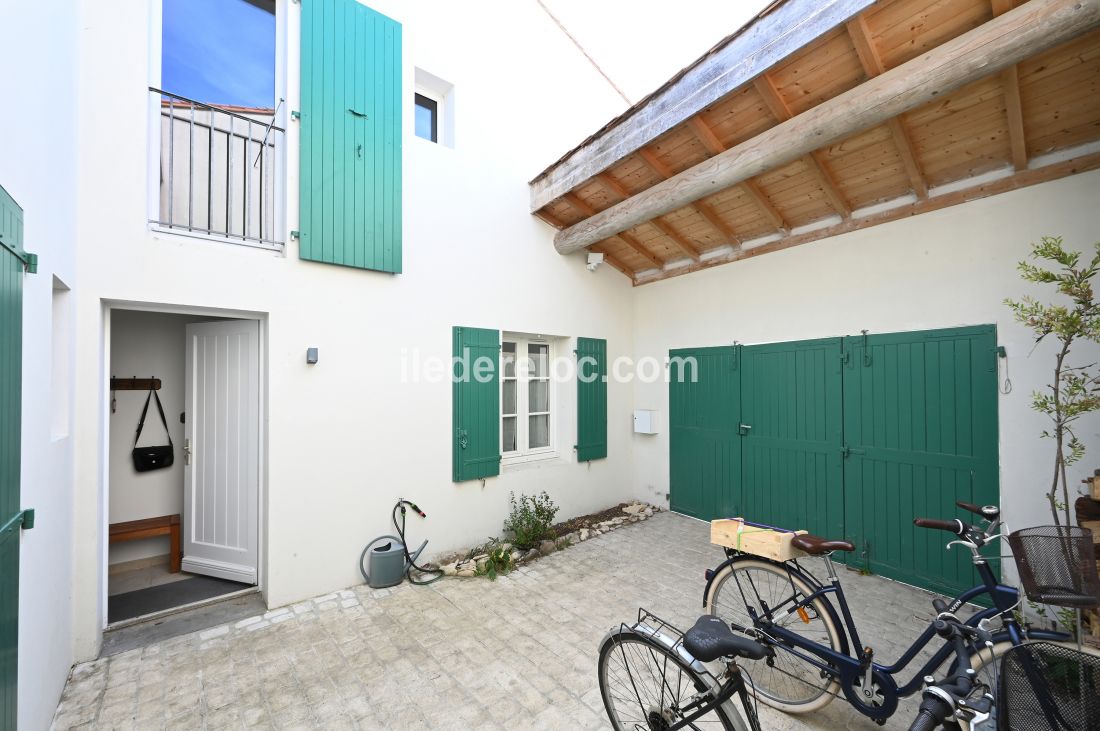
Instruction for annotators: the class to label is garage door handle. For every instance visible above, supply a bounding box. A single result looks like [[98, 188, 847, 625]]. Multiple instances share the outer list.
[[738, 424, 752, 436]]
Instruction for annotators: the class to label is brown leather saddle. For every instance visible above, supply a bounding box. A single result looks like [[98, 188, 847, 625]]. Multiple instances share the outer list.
[[791, 533, 855, 555]]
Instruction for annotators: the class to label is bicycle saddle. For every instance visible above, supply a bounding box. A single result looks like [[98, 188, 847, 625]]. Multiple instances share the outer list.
[[791, 534, 855, 555], [683, 615, 767, 662]]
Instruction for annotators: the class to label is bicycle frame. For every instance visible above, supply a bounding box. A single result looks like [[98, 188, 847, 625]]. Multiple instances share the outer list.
[[726, 554, 1070, 721]]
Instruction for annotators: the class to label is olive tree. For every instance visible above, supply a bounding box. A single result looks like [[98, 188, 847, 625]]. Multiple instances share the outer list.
[[1005, 236, 1100, 527]]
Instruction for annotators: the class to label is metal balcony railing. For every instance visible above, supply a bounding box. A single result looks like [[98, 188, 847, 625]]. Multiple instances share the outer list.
[[151, 88, 284, 247]]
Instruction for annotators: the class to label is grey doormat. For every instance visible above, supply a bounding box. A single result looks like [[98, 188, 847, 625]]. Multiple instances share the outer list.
[[108, 575, 251, 623]]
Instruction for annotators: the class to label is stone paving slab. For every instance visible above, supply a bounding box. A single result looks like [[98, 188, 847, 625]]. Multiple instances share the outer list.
[[53, 511, 966, 730]]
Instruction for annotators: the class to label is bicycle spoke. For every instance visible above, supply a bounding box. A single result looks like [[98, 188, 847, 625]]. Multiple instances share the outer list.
[[707, 561, 842, 711], [600, 633, 733, 730]]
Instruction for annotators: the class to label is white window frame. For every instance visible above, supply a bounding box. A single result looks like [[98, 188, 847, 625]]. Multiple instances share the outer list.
[[501, 336, 556, 464], [414, 67, 455, 148]]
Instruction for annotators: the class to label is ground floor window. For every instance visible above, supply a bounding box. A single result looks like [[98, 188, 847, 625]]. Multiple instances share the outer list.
[[501, 336, 554, 462]]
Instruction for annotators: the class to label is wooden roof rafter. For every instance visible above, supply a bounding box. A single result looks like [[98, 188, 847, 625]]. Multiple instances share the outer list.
[[992, 0, 1029, 170], [635, 148, 720, 257], [752, 74, 853, 219], [845, 14, 929, 198]]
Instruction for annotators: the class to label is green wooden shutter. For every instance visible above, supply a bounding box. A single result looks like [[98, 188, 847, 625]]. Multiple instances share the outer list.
[[0, 185, 27, 731], [575, 337, 607, 462], [453, 327, 500, 482], [300, 0, 402, 272]]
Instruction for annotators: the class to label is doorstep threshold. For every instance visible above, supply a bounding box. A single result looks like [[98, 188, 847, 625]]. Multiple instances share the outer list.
[[106, 586, 260, 631], [100, 588, 265, 658]]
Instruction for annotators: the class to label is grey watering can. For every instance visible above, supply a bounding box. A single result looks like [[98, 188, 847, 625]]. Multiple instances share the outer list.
[[360, 534, 427, 589]]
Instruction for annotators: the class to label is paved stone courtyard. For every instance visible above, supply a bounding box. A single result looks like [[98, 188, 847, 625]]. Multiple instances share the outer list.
[[53, 511, 959, 730]]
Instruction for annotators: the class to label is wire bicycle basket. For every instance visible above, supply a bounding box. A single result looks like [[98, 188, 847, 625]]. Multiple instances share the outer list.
[[1007, 526, 1100, 608], [998, 641, 1100, 731]]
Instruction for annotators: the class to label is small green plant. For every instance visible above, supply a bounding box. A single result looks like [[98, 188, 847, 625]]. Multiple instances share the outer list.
[[507, 491, 560, 549], [474, 539, 515, 581], [1021, 599, 1080, 638], [1005, 236, 1100, 527]]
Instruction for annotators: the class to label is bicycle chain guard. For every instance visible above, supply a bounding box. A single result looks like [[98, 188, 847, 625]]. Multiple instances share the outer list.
[[841, 666, 899, 720]]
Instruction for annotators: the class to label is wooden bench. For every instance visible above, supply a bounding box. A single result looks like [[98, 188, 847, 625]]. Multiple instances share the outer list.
[[109, 514, 181, 573]]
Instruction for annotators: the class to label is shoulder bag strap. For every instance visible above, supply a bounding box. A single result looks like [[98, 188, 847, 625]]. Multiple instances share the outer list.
[[134, 388, 153, 447], [133, 388, 174, 447], [151, 389, 174, 447]]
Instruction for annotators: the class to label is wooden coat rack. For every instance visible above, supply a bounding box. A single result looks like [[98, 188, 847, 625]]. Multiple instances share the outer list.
[[110, 377, 161, 413], [110, 377, 161, 391]]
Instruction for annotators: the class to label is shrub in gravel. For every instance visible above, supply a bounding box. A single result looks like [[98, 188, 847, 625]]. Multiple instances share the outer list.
[[507, 491, 559, 549]]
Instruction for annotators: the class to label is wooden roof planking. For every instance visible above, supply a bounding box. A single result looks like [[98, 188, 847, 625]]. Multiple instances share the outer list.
[[529, 0, 1100, 285]]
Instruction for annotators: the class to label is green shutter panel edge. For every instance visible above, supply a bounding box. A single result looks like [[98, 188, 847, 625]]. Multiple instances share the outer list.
[[575, 337, 608, 462], [299, 0, 402, 273], [452, 326, 501, 482]]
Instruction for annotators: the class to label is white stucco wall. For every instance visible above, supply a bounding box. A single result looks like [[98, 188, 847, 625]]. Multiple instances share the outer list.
[[68, 0, 635, 661], [0, 1, 80, 727], [631, 170, 1100, 546]]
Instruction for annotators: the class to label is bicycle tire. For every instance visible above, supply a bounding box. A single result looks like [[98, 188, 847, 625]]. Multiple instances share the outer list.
[[705, 557, 843, 713], [597, 628, 750, 731]]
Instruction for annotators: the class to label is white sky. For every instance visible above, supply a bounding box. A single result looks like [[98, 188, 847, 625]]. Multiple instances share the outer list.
[[539, 0, 775, 106]]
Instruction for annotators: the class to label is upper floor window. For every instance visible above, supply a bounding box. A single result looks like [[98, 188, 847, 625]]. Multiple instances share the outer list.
[[152, 0, 283, 247], [414, 93, 438, 143], [414, 68, 455, 148], [163, 0, 275, 108]]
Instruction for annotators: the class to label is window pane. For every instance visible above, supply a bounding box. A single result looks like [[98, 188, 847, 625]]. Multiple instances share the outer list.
[[414, 93, 437, 142], [529, 380, 548, 413], [529, 414, 549, 449], [503, 380, 517, 415], [502, 416, 517, 453], [502, 342, 516, 378], [528, 343, 548, 378]]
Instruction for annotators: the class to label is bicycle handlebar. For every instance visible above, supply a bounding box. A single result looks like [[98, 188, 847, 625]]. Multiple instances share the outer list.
[[913, 518, 967, 536], [908, 695, 954, 731], [955, 501, 999, 520]]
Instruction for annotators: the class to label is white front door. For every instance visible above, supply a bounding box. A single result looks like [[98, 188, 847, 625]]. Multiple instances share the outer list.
[[182, 319, 259, 584]]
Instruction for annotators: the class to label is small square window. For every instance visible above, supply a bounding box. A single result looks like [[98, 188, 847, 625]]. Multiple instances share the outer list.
[[414, 93, 438, 143]]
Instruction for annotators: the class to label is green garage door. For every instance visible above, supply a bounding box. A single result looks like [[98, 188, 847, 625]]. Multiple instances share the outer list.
[[668, 326, 999, 597], [0, 185, 32, 731], [842, 326, 999, 596], [740, 339, 845, 544], [669, 347, 740, 521]]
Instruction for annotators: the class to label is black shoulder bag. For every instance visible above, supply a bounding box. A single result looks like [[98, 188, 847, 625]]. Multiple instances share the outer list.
[[132, 388, 175, 472]]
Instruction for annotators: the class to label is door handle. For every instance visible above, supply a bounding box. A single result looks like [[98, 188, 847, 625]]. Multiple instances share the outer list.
[[184, 438, 192, 465], [738, 424, 752, 436], [347, 108, 368, 119]]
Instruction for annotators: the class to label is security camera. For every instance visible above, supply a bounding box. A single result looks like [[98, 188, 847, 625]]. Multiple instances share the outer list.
[[586, 252, 605, 272]]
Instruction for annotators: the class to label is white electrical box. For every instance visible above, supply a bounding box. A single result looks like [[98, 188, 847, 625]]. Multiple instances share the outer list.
[[634, 410, 657, 434]]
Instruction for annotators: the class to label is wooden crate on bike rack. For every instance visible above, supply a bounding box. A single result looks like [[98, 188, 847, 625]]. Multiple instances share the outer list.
[[711, 518, 808, 562]]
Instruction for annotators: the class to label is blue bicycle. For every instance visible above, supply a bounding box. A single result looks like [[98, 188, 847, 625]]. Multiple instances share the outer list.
[[701, 502, 1071, 725]]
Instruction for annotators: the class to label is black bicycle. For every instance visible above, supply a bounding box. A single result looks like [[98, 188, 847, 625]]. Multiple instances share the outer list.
[[700, 502, 1072, 725], [597, 609, 766, 730]]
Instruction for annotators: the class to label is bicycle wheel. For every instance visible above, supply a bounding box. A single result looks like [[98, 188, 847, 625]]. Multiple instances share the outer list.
[[705, 558, 843, 713], [598, 628, 746, 730]]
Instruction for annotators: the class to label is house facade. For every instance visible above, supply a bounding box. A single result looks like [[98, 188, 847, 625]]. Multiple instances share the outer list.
[[2, 0, 1099, 728]]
